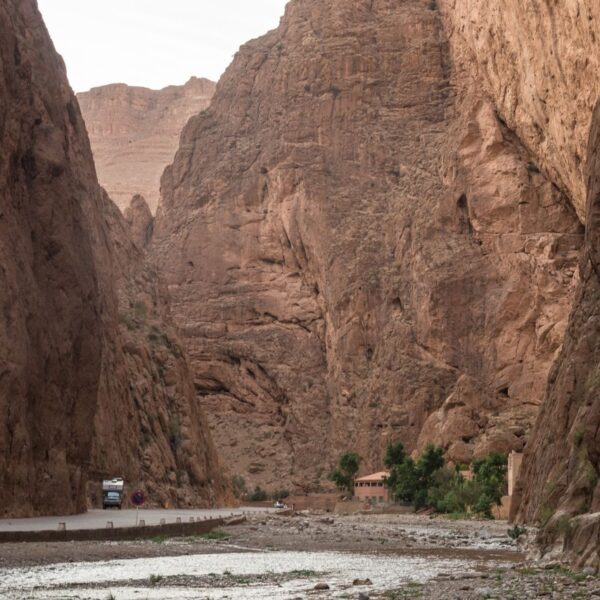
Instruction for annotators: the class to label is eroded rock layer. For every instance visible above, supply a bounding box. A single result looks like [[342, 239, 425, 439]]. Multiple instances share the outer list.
[[78, 78, 215, 213], [152, 0, 582, 490], [0, 0, 228, 516]]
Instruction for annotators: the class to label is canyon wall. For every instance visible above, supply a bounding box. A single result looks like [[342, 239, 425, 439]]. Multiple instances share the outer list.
[[151, 0, 582, 490], [78, 78, 215, 213], [441, 0, 600, 567], [0, 0, 228, 516]]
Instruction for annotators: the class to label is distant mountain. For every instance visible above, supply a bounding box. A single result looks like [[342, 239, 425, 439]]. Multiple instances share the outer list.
[[78, 77, 215, 213]]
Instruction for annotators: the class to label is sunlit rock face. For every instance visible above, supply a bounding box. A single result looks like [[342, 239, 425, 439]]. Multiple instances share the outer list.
[[0, 0, 229, 516], [78, 77, 215, 213], [151, 0, 582, 491]]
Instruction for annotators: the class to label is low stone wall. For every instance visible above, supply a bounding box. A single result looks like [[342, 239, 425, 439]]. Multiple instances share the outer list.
[[0, 517, 224, 544]]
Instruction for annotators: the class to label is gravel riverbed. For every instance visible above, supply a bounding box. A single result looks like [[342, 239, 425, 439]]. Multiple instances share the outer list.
[[0, 512, 598, 598]]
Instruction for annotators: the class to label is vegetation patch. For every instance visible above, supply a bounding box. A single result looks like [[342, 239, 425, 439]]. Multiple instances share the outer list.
[[383, 442, 508, 518], [198, 530, 230, 541]]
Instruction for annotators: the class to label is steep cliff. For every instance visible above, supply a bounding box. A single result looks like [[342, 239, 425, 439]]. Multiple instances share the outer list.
[[440, 0, 600, 568], [78, 78, 215, 213], [0, 0, 228, 516], [0, 0, 105, 517], [444, 0, 600, 221], [152, 0, 582, 490], [510, 105, 600, 569]]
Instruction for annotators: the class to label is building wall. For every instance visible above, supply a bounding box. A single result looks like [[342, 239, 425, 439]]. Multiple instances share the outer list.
[[354, 481, 389, 503]]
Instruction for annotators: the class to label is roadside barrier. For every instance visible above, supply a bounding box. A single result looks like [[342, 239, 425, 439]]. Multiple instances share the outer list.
[[0, 517, 225, 543]]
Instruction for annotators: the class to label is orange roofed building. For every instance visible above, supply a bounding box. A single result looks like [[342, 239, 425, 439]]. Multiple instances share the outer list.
[[354, 471, 390, 504]]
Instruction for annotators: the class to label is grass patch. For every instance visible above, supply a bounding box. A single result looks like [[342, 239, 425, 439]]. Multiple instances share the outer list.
[[199, 530, 230, 541], [289, 569, 319, 577], [147, 534, 168, 544], [149, 573, 163, 586]]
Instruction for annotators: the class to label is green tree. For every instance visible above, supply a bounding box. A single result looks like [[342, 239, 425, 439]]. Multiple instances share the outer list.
[[384, 442, 407, 469], [329, 452, 361, 494], [383, 442, 445, 508], [392, 457, 419, 503], [471, 452, 508, 518]]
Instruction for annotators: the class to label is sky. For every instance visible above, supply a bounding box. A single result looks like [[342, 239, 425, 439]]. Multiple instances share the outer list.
[[38, 0, 289, 93]]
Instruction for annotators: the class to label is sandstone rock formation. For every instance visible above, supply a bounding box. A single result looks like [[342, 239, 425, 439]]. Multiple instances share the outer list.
[[78, 78, 215, 213], [444, 0, 600, 221], [511, 104, 600, 569], [0, 0, 228, 516], [440, 0, 600, 568], [124, 194, 154, 249], [151, 0, 582, 491]]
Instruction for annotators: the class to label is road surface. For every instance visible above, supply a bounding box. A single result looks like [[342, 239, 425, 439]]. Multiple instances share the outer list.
[[0, 507, 275, 532]]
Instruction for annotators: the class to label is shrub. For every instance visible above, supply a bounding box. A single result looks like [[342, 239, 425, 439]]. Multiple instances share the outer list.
[[382, 442, 508, 518], [270, 488, 290, 500], [507, 525, 527, 540], [472, 452, 508, 516], [249, 485, 267, 501]]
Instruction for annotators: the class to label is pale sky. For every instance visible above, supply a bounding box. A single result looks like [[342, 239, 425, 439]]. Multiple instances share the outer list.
[[38, 1, 289, 93]]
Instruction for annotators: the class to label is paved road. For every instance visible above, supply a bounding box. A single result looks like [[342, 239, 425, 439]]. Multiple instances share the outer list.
[[0, 507, 275, 532]]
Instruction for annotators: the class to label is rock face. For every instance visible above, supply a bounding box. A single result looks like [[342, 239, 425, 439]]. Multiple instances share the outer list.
[[444, 0, 600, 221], [152, 0, 582, 490], [78, 78, 215, 213], [0, 0, 228, 516], [124, 194, 154, 249], [441, 0, 600, 568], [511, 104, 600, 569], [0, 0, 103, 517]]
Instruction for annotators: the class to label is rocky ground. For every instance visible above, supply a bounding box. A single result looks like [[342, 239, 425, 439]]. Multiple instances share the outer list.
[[0, 512, 598, 598]]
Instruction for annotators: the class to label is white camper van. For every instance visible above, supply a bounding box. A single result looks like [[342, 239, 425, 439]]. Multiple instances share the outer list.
[[102, 477, 124, 509]]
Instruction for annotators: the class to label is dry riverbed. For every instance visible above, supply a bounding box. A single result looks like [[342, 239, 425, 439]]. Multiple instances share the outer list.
[[0, 512, 598, 598]]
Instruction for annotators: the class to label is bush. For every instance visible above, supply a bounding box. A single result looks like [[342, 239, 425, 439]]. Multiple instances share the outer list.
[[249, 485, 267, 502], [507, 525, 527, 540], [472, 452, 508, 517], [270, 488, 290, 500]]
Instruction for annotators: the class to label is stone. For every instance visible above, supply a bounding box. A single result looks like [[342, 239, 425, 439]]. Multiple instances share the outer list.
[[314, 583, 330, 590], [124, 195, 154, 249]]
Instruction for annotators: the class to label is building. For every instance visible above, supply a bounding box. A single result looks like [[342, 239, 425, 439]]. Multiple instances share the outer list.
[[507, 451, 522, 497], [354, 471, 390, 504]]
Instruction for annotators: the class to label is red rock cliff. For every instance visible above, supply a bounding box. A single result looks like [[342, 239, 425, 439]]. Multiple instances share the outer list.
[[78, 78, 215, 213], [0, 0, 229, 516], [151, 0, 582, 491]]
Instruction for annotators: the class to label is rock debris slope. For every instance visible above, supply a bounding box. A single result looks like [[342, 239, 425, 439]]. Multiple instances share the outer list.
[[78, 78, 215, 213], [151, 0, 582, 490], [0, 0, 228, 516]]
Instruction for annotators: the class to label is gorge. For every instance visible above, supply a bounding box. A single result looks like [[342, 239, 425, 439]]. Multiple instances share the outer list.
[[0, 0, 599, 568]]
